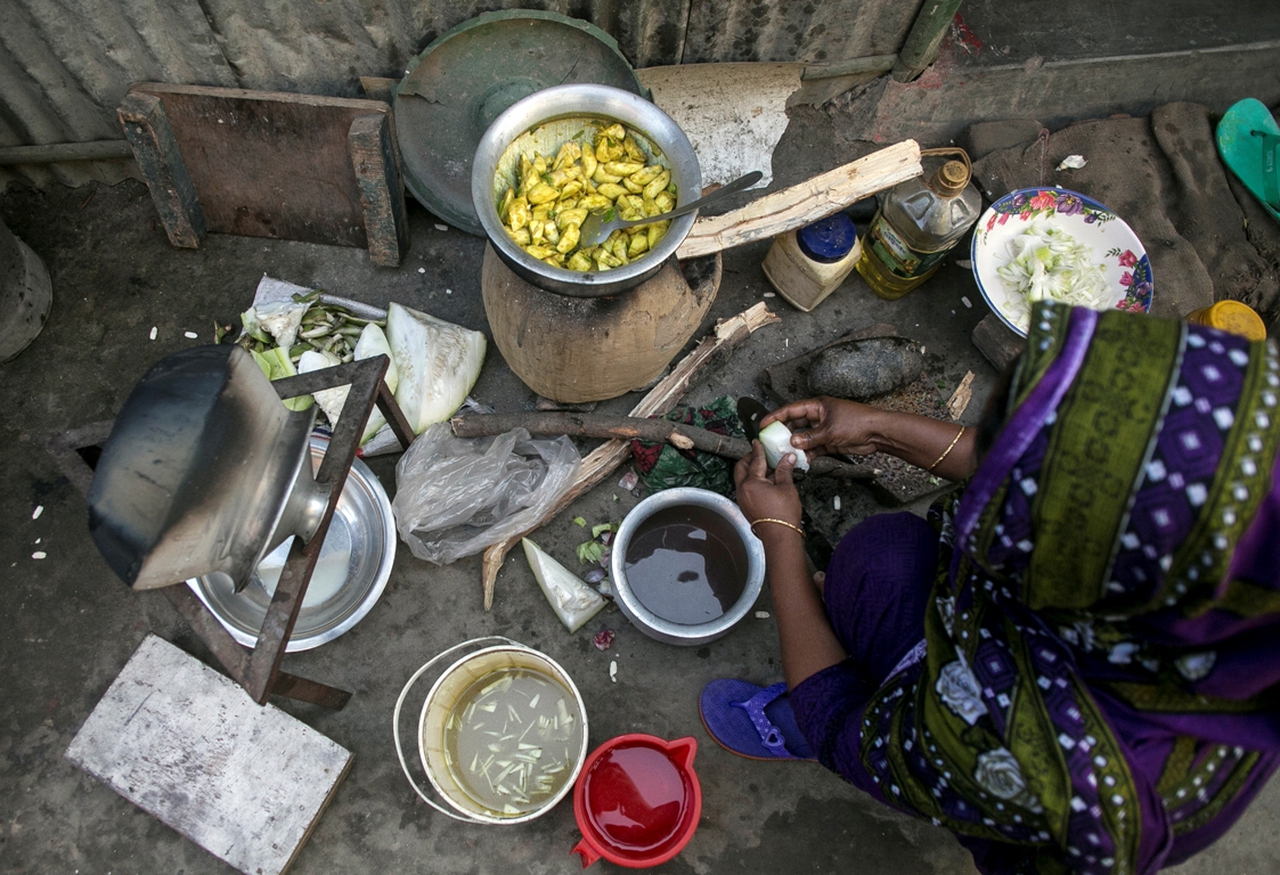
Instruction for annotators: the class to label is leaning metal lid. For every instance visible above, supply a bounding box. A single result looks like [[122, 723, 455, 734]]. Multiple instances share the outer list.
[[393, 10, 648, 235]]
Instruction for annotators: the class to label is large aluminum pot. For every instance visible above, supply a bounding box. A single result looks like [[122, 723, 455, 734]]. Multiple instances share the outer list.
[[472, 84, 702, 298]]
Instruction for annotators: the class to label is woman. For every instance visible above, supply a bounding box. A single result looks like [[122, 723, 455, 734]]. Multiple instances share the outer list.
[[705, 301, 1280, 874]]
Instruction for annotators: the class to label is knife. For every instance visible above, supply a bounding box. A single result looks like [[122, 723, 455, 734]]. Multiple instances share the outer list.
[[737, 396, 770, 443]]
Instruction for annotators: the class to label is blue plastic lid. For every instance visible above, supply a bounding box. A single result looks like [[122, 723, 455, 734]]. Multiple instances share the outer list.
[[796, 213, 857, 263]]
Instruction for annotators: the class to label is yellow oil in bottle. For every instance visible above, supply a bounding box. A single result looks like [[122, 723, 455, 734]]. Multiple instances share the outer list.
[[856, 153, 981, 300]]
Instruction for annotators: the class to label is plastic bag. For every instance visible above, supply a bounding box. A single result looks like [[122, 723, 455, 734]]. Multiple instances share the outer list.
[[392, 423, 582, 565]]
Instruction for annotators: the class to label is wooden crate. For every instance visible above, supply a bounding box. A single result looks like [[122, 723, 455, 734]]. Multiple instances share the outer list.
[[118, 82, 407, 267]]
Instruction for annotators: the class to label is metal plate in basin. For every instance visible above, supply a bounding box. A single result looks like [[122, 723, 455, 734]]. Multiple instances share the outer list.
[[187, 434, 394, 652]]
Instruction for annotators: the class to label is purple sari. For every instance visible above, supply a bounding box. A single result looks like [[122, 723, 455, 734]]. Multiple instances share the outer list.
[[791, 303, 1280, 874]]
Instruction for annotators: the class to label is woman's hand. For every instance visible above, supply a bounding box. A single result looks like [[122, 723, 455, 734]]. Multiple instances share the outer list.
[[762, 396, 979, 481], [762, 396, 887, 458], [733, 440, 803, 531]]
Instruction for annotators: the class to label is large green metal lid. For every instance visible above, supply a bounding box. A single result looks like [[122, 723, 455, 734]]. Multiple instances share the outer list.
[[394, 10, 648, 236]]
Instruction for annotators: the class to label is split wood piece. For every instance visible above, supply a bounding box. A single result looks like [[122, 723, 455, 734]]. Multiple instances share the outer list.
[[675, 139, 922, 259], [117, 83, 407, 266], [450, 411, 875, 480], [479, 302, 781, 609], [947, 371, 976, 421]]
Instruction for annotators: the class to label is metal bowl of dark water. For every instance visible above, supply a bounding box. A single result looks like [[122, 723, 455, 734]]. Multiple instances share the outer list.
[[609, 488, 765, 646]]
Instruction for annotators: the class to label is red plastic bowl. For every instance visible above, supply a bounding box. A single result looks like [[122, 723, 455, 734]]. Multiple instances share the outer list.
[[571, 734, 701, 868]]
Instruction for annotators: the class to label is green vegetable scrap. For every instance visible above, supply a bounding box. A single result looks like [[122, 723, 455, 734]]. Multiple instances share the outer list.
[[237, 293, 390, 429], [238, 292, 486, 445], [575, 521, 618, 566], [250, 347, 311, 412], [576, 541, 604, 565]]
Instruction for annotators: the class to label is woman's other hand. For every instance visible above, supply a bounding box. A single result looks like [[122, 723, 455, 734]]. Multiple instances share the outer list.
[[733, 440, 803, 531], [734, 439, 847, 690], [762, 396, 885, 458]]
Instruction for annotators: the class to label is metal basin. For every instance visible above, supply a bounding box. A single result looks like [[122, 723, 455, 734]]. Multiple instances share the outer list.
[[471, 83, 702, 298], [609, 488, 764, 646]]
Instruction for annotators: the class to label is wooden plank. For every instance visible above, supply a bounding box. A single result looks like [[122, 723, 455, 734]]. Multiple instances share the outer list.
[[348, 113, 408, 267], [65, 635, 352, 875], [675, 139, 922, 259], [117, 91, 207, 249], [128, 83, 400, 250]]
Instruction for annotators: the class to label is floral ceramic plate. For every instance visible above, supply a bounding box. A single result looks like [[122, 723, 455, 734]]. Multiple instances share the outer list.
[[970, 188, 1153, 337]]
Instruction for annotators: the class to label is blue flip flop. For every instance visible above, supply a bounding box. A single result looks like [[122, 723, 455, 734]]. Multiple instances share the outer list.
[[699, 679, 815, 761]]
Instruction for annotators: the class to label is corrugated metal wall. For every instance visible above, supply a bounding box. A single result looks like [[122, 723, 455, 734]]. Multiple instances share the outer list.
[[0, 0, 922, 189]]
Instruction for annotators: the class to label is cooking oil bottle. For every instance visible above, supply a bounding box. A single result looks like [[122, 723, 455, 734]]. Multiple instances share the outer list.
[[856, 147, 981, 300]]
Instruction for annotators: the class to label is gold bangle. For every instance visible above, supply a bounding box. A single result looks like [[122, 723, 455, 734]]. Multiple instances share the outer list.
[[928, 425, 966, 473], [750, 517, 805, 538]]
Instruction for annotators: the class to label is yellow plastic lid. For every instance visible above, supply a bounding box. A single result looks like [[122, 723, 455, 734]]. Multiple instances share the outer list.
[[1199, 301, 1267, 341]]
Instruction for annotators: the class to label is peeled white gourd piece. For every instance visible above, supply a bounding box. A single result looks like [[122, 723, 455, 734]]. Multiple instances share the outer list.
[[386, 302, 486, 434], [758, 420, 810, 472]]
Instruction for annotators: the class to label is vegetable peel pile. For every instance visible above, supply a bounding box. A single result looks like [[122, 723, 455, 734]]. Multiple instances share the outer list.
[[238, 291, 485, 445], [995, 221, 1110, 324], [498, 122, 676, 271]]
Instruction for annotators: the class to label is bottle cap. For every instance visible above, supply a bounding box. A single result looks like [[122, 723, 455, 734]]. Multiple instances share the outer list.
[[796, 213, 858, 263], [931, 161, 970, 195]]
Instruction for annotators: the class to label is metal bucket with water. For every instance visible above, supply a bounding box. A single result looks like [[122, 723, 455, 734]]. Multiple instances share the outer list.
[[394, 636, 590, 824]]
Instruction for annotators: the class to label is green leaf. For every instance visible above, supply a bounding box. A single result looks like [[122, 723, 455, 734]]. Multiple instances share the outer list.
[[576, 541, 604, 565], [573, 517, 587, 528]]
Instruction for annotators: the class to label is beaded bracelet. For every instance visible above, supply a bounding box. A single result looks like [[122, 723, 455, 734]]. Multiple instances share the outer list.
[[750, 517, 805, 537], [928, 425, 966, 473]]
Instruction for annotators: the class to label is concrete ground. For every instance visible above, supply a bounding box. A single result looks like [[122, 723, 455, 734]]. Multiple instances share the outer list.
[[3, 100, 1279, 875]]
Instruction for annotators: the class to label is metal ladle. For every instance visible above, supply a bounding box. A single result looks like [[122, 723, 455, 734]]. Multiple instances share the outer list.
[[576, 170, 763, 249]]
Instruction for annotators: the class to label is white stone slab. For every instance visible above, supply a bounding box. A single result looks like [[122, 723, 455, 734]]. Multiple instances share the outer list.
[[65, 634, 352, 875], [639, 62, 799, 190]]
